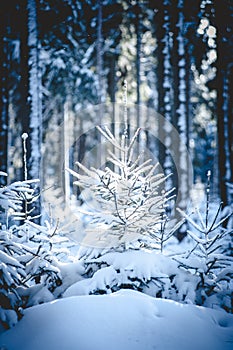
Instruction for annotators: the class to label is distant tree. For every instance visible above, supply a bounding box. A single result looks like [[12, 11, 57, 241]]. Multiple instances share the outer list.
[[0, 3, 10, 185], [153, 0, 174, 185], [26, 0, 43, 182], [17, 0, 42, 221], [212, 0, 233, 206]]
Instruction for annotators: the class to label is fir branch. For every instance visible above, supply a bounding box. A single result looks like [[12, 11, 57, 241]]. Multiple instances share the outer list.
[[177, 208, 203, 233], [211, 211, 233, 232], [196, 207, 206, 231], [96, 126, 124, 151], [208, 202, 223, 232], [127, 128, 140, 153]]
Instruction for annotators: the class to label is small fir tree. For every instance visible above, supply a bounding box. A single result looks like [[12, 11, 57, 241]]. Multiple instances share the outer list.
[[68, 126, 174, 252], [177, 171, 233, 311]]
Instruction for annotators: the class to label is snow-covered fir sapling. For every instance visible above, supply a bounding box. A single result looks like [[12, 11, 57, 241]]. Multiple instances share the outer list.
[[67, 126, 174, 251], [177, 171, 233, 311]]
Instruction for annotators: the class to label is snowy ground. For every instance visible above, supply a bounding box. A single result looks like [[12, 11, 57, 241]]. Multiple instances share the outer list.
[[0, 289, 233, 350]]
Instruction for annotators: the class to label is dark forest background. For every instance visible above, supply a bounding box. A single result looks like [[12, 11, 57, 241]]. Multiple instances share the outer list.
[[0, 0, 232, 220]]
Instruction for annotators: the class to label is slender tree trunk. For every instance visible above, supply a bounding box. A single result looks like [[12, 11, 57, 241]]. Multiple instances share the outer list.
[[216, 68, 232, 205], [27, 0, 42, 181], [19, 0, 42, 221], [156, 0, 175, 203], [171, 0, 191, 232], [109, 52, 116, 163], [155, 2, 166, 166], [0, 6, 10, 185], [228, 65, 233, 189], [63, 97, 72, 202], [214, 0, 233, 206], [161, 1, 173, 186], [136, 6, 141, 130], [135, 7, 142, 156], [97, 0, 103, 166], [19, 0, 30, 176]]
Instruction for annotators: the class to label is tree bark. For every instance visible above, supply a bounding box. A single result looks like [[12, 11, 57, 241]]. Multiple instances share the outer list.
[[214, 0, 233, 206], [19, 0, 42, 221], [0, 4, 10, 185]]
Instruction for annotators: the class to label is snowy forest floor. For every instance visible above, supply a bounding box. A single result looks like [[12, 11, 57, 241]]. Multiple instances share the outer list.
[[1, 289, 233, 350]]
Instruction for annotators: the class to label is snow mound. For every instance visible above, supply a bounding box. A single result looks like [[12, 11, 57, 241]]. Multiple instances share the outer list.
[[0, 290, 233, 350]]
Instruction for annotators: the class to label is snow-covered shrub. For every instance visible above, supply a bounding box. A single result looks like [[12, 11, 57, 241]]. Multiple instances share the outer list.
[[0, 220, 65, 330], [67, 126, 175, 251], [0, 228, 25, 330], [13, 222, 62, 289], [0, 176, 65, 329], [64, 248, 198, 304], [177, 172, 233, 311]]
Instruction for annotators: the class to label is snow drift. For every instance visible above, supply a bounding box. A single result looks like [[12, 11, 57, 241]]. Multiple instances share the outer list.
[[0, 289, 233, 350]]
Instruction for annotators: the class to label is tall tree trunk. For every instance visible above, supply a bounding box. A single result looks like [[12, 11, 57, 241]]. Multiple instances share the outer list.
[[97, 0, 103, 166], [228, 65, 233, 190], [214, 0, 233, 206], [19, 0, 30, 177], [0, 5, 10, 185], [27, 0, 42, 182], [97, 0, 103, 107], [136, 3, 141, 127], [216, 68, 232, 205], [156, 1, 174, 184], [155, 1, 166, 166], [135, 2, 142, 156], [155, 0, 178, 216], [171, 0, 191, 233], [19, 0, 42, 221]]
